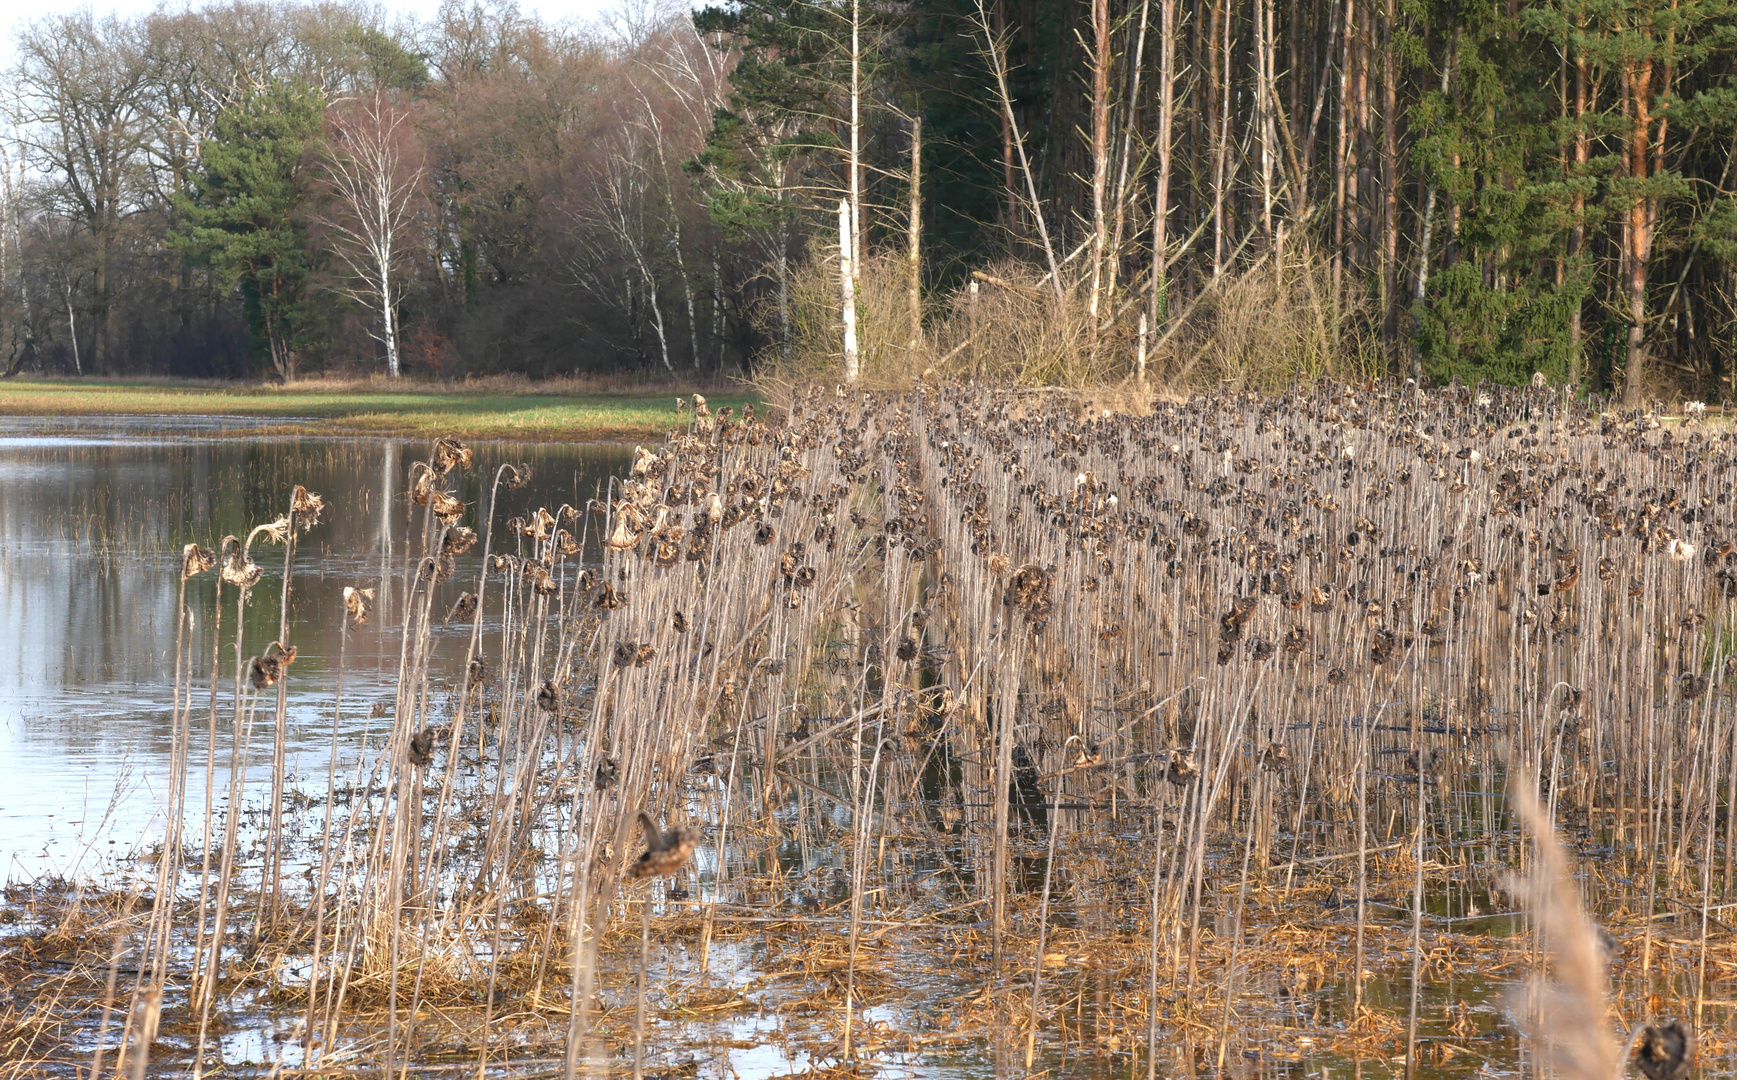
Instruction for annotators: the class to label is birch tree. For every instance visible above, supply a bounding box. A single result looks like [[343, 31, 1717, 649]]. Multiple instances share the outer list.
[[318, 90, 423, 377]]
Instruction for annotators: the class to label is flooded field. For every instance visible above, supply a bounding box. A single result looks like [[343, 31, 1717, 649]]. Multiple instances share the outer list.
[[0, 423, 628, 875], [0, 389, 1732, 1080]]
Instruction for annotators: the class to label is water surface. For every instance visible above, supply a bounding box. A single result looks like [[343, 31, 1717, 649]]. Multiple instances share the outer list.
[[0, 415, 631, 880]]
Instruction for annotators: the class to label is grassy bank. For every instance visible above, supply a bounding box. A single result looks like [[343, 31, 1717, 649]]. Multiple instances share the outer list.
[[0, 375, 756, 442]]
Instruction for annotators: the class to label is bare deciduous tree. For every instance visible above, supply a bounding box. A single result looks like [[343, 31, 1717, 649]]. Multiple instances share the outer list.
[[13, 12, 151, 372]]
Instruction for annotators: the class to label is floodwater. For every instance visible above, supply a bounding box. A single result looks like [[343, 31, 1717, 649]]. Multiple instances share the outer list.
[[0, 415, 1679, 1080], [0, 414, 630, 882]]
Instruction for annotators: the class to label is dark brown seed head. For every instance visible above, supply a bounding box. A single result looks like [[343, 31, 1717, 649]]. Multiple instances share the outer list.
[[528, 563, 558, 596], [446, 592, 478, 624], [595, 756, 619, 790], [432, 437, 472, 476], [429, 491, 466, 524], [442, 526, 478, 557], [248, 655, 280, 690], [408, 727, 440, 767], [1636, 1021, 1695, 1080], [1164, 749, 1198, 785], [537, 679, 563, 712], [628, 811, 698, 879]]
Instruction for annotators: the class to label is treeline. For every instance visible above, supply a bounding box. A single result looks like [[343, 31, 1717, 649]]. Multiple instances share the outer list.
[[3, 0, 1735, 397], [0, 0, 741, 379], [695, 0, 1737, 399]]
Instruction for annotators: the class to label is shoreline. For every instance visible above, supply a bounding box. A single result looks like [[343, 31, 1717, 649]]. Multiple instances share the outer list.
[[0, 375, 757, 443]]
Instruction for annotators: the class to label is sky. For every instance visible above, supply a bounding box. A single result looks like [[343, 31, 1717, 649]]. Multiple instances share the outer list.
[[0, 0, 656, 66], [4, 0, 630, 24]]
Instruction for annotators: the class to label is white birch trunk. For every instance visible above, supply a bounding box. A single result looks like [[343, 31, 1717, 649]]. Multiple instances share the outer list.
[[849, 0, 863, 268], [908, 117, 923, 357], [840, 199, 859, 384]]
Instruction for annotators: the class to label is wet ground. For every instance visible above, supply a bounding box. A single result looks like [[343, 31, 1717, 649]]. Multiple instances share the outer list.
[[0, 415, 1728, 1079]]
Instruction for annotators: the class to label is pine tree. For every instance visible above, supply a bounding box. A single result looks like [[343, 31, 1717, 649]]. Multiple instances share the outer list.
[[177, 80, 324, 381]]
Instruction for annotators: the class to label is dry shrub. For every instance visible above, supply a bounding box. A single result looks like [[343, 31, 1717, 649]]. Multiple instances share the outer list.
[[759, 253, 1120, 391], [758, 244, 1381, 395], [1150, 244, 1381, 391], [928, 260, 1119, 388], [756, 251, 929, 391]]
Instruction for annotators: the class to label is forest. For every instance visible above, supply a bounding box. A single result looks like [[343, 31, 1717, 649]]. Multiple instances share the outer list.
[[1, 0, 1734, 401]]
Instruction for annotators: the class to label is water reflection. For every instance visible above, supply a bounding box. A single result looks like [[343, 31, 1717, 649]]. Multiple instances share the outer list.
[[0, 417, 630, 878]]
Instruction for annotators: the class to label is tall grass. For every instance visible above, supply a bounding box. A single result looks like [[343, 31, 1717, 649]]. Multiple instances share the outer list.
[[758, 245, 1379, 392]]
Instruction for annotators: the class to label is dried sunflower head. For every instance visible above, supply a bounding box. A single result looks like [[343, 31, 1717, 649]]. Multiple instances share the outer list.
[[291, 486, 325, 529], [528, 562, 558, 596], [537, 679, 563, 712], [410, 464, 436, 506], [252, 515, 293, 546], [432, 437, 472, 476], [441, 525, 478, 557], [604, 515, 641, 552], [181, 543, 217, 581], [248, 654, 281, 690], [445, 591, 477, 624], [220, 536, 263, 589], [408, 727, 440, 767], [343, 586, 375, 626], [429, 491, 466, 524]]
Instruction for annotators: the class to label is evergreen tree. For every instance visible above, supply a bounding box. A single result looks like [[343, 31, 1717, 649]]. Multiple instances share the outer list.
[[178, 80, 324, 381]]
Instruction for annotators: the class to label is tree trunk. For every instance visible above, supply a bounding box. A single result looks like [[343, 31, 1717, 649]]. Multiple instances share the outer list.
[[65, 283, 81, 376], [977, 0, 1063, 297], [1152, 0, 1176, 332], [1209, 0, 1227, 278], [840, 199, 859, 383], [1410, 41, 1454, 381], [1568, 51, 1589, 387], [849, 0, 863, 270], [1106, 0, 1151, 306], [383, 262, 401, 378], [92, 230, 108, 373], [776, 218, 791, 359], [1254, 0, 1274, 236], [908, 116, 923, 358], [1086, 0, 1111, 334], [994, 0, 1017, 232], [1624, 61, 1654, 406], [1333, 0, 1355, 309], [1380, 0, 1399, 366]]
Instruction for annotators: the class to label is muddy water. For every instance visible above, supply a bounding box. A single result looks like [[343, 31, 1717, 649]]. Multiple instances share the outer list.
[[0, 415, 629, 880]]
